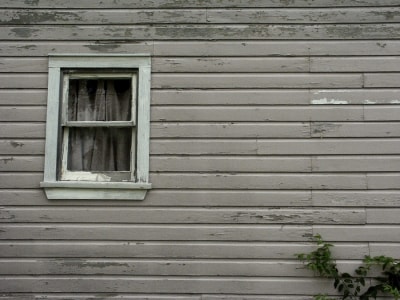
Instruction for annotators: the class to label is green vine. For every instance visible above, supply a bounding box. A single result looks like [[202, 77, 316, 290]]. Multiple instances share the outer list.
[[296, 234, 400, 300]]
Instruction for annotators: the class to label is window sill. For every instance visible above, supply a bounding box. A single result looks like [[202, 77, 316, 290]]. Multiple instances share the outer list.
[[40, 181, 151, 200]]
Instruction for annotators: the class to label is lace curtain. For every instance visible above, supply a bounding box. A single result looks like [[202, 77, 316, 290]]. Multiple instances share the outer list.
[[67, 79, 132, 172]]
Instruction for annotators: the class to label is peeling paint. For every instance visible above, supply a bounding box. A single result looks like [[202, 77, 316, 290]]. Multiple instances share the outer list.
[[363, 100, 377, 104], [311, 98, 349, 105], [84, 44, 122, 51], [10, 27, 39, 38], [62, 172, 112, 182], [10, 141, 24, 148], [0, 157, 14, 164]]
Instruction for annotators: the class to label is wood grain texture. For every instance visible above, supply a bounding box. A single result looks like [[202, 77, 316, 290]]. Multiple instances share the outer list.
[[152, 74, 363, 89], [150, 156, 312, 172], [0, 140, 44, 155], [0, 123, 45, 138], [311, 89, 400, 105], [152, 57, 309, 73], [3, 25, 400, 41], [311, 57, 400, 72], [150, 139, 400, 155], [0, 190, 312, 207], [0, 224, 313, 241], [0, 90, 47, 105], [312, 191, 400, 207], [0, 207, 366, 225], [0, 258, 362, 276], [0, 241, 368, 259], [311, 122, 400, 138], [0, 156, 44, 172], [151, 106, 364, 122], [0, 277, 334, 295], [312, 156, 400, 172], [2, 0, 399, 8], [313, 225, 400, 242], [2, 41, 400, 57], [151, 123, 311, 138], [150, 173, 368, 190], [0, 107, 46, 122], [152, 90, 310, 105], [3, 8, 400, 25]]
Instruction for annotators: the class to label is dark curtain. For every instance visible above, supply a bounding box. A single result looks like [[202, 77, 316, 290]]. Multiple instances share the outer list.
[[67, 79, 132, 171]]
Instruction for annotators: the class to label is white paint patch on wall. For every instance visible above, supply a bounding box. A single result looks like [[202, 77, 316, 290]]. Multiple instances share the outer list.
[[311, 98, 349, 105]]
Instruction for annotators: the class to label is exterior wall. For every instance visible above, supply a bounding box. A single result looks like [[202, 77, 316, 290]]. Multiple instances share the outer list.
[[1, 0, 400, 298]]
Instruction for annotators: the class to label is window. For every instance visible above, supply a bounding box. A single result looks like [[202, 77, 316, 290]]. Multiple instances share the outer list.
[[40, 54, 151, 200]]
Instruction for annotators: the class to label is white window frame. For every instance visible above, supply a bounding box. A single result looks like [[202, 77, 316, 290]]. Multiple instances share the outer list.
[[40, 54, 151, 200]]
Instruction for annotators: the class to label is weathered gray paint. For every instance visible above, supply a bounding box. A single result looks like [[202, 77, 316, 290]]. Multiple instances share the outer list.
[[1, 2, 400, 299]]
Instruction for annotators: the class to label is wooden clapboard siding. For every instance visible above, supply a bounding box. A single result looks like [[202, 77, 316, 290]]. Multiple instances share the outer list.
[[0, 241, 368, 259], [1, 1, 400, 299], [0, 207, 366, 224], [2, 0, 400, 8], [2, 41, 400, 56], [2, 8, 400, 25]]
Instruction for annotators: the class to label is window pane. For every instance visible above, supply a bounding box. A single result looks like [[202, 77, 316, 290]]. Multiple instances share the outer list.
[[67, 127, 132, 171], [68, 79, 132, 121]]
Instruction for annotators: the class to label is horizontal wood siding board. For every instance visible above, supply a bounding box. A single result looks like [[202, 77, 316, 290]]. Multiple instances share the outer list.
[[150, 156, 312, 172], [152, 90, 311, 105], [0, 259, 362, 276], [367, 209, 400, 224], [364, 106, 400, 120], [0, 224, 313, 241], [0, 277, 334, 295], [151, 106, 364, 122], [0, 190, 313, 207], [152, 74, 363, 89], [312, 156, 400, 172], [364, 73, 400, 87], [0, 208, 366, 225], [313, 225, 400, 242], [2, 0, 399, 8], [310, 89, 400, 105], [311, 122, 400, 138], [311, 57, 400, 72], [0, 174, 43, 189], [206, 8, 400, 24], [3, 41, 400, 56], [0, 107, 46, 122], [0, 140, 44, 155], [369, 243, 400, 258], [151, 123, 311, 138], [149, 174, 368, 190], [0, 124, 45, 138], [255, 139, 400, 155], [2, 8, 400, 25], [0, 90, 47, 105], [0, 242, 368, 259], [5, 56, 400, 73], [0, 156, 44, 172], [151, 139, 400, 155], [312, 191, 400, 207], [367, 174, 400, 189], [153, 89, 400, 106], [3, 25, 400, 40], [152, 57, 310, 73], [0, 9, 207, 25], [0, 74, 47, 89]]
